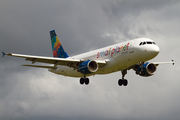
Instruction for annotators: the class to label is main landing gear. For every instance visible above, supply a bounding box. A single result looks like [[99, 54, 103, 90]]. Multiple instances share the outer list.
[[79, 70, 129, 86], [118, 70, 128, 86], [80, 75, 89, 85]]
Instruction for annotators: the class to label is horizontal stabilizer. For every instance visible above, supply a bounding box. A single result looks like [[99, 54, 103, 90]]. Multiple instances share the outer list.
[[22, 64, 57, 69], [2, 52, 5, 57]]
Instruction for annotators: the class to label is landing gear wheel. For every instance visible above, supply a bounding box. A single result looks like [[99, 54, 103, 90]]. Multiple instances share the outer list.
[[123, 79, 128, 86], [80, 78, 85, 85], [118, 79, 123, 86], [118, 79, 128, 86], [80, 77, 90, 85], [85, 78, 89, 85]]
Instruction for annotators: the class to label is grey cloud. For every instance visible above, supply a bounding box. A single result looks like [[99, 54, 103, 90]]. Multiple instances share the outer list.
[[0, 0, 180, 120]]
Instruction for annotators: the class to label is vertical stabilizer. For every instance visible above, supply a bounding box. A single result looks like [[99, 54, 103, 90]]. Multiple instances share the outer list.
[[50, 30, 69, 58]]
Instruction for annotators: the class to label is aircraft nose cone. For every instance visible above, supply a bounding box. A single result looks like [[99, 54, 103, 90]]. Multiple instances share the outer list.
[[153, 45, 160, 55], [148, 45, 160, 56]]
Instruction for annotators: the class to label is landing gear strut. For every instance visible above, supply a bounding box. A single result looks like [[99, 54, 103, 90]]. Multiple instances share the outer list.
[[118, 70, 128, 86], [80, 75, 89, 85]]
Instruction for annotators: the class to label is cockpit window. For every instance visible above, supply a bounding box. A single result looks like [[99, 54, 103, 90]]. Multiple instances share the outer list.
[[142, 42, 146, 45], [147, 42, 152, 44], [139, 41, 156, 46]]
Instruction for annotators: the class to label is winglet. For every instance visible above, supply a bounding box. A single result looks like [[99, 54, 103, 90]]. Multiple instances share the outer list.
[[2, 52, 5, 57], [172, 60, 175, 65]]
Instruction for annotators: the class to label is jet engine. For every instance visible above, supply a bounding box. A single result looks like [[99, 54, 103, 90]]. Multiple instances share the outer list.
[[135, 62, 156, 77], [78, 60, 99, 74]]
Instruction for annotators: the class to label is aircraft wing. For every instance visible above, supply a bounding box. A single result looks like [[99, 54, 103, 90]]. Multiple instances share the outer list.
[[152, 60, 175, 66], [2, 52, 106, 68], [22, 64, 57, 69], [127, 60, 175, 71]]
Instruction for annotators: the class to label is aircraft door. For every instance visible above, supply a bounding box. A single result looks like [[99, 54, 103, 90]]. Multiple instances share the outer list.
[[129, 40, 135, 53]]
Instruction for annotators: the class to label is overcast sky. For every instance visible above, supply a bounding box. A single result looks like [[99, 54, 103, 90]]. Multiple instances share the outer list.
[[0, 0, 180, 120]]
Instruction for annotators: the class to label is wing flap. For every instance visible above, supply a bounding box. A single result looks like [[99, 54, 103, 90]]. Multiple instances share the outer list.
[[22, 64, 57, 69]]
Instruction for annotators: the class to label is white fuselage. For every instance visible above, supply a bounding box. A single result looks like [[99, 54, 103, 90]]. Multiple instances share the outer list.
[[49, 38, 159, 77]]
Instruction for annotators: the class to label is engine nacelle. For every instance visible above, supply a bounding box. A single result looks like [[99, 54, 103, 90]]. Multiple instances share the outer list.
[[78, 60, 99, 74], [136, 62, 156, 77]]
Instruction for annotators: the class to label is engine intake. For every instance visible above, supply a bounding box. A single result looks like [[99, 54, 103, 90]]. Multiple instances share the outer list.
[[78, 60, 99, 74], [136, 62, 156, 77]]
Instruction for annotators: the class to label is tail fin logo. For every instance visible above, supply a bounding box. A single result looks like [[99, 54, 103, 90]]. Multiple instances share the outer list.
[[50, 30, 69, 58]]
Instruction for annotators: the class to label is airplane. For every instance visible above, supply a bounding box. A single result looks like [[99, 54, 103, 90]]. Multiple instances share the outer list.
[[2, 30, 175, 86]]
